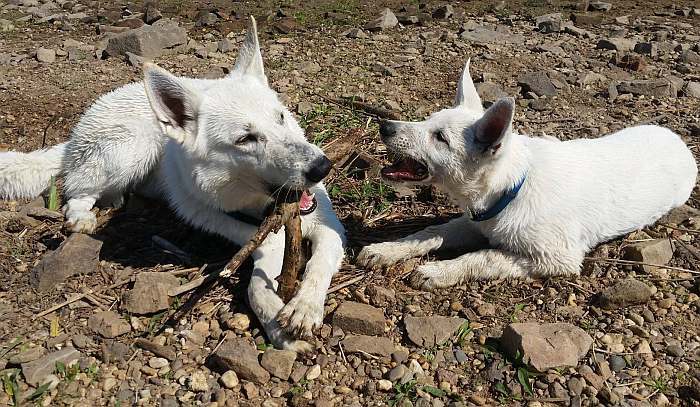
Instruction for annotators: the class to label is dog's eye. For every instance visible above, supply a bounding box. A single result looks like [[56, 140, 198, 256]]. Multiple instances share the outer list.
[[278, 112, 284, 125], [433, 130, 448, 145], [236, 133, 257, 145]]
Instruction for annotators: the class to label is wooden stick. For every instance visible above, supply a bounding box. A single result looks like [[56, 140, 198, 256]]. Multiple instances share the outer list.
[[169, 204, 299, 297], [36, 278, 133, 318], [328, 274, 366, 294], [332, 98, 401, 120], [584, 257, 700, 275], [277, 202, 302, 303]]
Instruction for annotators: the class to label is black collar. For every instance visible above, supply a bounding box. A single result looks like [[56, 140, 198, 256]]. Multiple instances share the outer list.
[[225, 196, 318, 226]]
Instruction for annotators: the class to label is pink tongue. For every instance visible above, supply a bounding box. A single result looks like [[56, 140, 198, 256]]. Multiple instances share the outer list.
[[299, 190, 313, 211]]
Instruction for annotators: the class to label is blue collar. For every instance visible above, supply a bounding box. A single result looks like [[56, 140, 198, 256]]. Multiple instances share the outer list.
[[470, 174, 527, 222]]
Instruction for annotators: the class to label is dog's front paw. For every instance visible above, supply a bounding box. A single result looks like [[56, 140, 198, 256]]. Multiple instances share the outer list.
[[410, 261, 460, 291], [277, 295, 323, 340], [65, 212, 97, 234], [357, 242, 414, 269]]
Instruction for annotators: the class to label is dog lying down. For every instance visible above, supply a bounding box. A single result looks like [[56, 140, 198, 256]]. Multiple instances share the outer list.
[[358, 59, 698, 289], [0, 18, 345, 352]]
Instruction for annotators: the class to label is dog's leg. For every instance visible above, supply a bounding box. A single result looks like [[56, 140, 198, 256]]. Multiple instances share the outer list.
[[410, 249, 533, 290], [247, 231, 314, 353], [357, 215, 486, 268], [277, 212, 345, 339], [63, 195, 99, 233]]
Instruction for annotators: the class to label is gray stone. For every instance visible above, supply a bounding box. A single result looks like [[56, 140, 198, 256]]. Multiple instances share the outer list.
[[143, 0, 162, 24], [217, 38, 233, 53], [30, 233, 102, 292], [365, 8, 398, 31], [367, 285, 395, 307], [598, 278, 653, 309], [388, 364, 407, 382], [635, 42, 658, 58], [609, 355, 626, 372], [195, 10, 218, 27], [105, 18, 187, 58], [597, 38, 636, 52], [210, 338, 270, 384], [21, 347, 81, 386], [333, 301, 385, 336], [623, 239, 674, 273], [432, 5, 453, 19], [500, 323, 593, 372], [686, 82, 700, 99], [476, 83, 508, 106], [666, 343, 685, 357], [345, 27, 368, 39], [518, 71, 557, 97], [341, 335, 395, 356], [460, 26, 524, 45], [588, 1, 612, 11], [36, 47, 56, 63], [134, 338, 177, 361], [8, 347, 45, 364], [617, 79, 678, 98], [536, 13, 563, 33], [123, 272, 179, 315], [88, 311, 131, 338], [404, 316, 466, 348], [260, 349, 296, 380], [0, 19, 14, 32]]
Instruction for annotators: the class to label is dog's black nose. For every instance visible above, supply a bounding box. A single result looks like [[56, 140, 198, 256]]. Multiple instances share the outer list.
[[306, 155, 332, 183], [379, 120, 396, 139]]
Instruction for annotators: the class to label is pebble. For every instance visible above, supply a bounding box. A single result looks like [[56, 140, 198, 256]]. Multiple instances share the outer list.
[[220, 370, 239, 389], [305, 364, 321, 381], [148, 357, 169, 369]]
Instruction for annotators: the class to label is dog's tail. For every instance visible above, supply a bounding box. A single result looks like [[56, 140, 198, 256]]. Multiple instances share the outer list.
[[0, 143, 67, 199]]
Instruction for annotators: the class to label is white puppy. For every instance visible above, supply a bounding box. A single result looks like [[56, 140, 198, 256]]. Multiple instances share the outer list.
[[358, 59, 697, 290], [0, 18, 345, 352]]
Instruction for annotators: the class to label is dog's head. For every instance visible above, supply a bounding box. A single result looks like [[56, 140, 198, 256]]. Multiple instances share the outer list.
[[142, 17, 330, 208], [378, 59, 516, 196]]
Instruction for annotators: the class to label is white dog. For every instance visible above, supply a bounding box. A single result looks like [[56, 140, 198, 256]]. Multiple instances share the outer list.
[[0, 18, 345, 352], [358, 60, 697, 290]]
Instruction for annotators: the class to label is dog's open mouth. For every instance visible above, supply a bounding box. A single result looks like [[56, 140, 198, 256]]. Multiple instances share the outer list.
[[299, 190, 317, 214], [381, 156, 429, 182]]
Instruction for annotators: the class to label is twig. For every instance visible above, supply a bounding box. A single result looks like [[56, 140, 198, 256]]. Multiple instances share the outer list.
[[36, 278, 134, 318], [659, 223, 700, 235], [636, 114, 666, 126], [584, 257, 700, 275], [277, 202, 302, 303], [674, 239, 700, 265], [328, 275, 366, 294], [167, 264, 208, 297], [331, 98, 401, 120]]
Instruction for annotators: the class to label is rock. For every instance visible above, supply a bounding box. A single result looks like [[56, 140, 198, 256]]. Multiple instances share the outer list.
[[666, 343, 685, 357], [518, 71, 557, 97], [564, 25, 591, 37], [636, 339, 652, 354], [432, 5, 453, 19], [134, 338, 177, 361], [500, 323, 593, 372], [299, 61, 321, 74], [341, 335, 395, 356], [615, 15, 630, 24], [682, 50, 700, 64], [536, 13, 563, 33], [623, 239, 674, 273], [115, 17, 144, 29], [579, 365, 604, 390], [20, 205, 63, 221], [143, 0, 162, 24], [635, 42, 658, 57], [571, 13, 603, 26], [210, 337, 270, 384], [306, 364, 321, 380], [460, 25, 524, 45], [371, 62, 397, 77], [149, 356, 169, 368], [220, 370, 239, 389], [225, 313, 250, 331], [261, 349, 296, 380], [661, 204, 700, 225], [365, 8, 398, 31], [106, 18, 187, 58], [609, 355, 626, 372], [36, 47, 56, 63], [195, 10, 218, 27], [125, 51, 146, 67], [367, 285, 395, 307], [588, 1, 612, 11], [21, 347, 81, 386], [30, 233, 102, 292], [0, 19, 15, 32], [345, 28, 368, 39], [404, 316, 466, 348], [377, 379, 393, 391], [333, 301, 385, 336], [397, 14, 419, 25], [122, 272, 179, 315], [88, 311, 131, 338], [476, 83, 507, 106], [597, 38, 636, 52], [217, 38, 233, 53], [8, 347, 45, 364], [189, 371, 209, 392], [686, 82, 700, 99], [598, 278, 653, 309], [388, 364, 407, 381], [617, 79, 678, 98]]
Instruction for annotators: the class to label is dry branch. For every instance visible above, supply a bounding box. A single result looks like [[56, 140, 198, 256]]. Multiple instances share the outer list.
[[277, 202, 302, 303]]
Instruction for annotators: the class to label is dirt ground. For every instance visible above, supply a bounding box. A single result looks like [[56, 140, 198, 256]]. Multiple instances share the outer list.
[[1, 0, 700, 406]]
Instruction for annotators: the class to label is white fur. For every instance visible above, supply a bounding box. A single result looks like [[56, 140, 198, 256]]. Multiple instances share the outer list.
[[0, 18, 345, 352], [358, 60, 697, 289]]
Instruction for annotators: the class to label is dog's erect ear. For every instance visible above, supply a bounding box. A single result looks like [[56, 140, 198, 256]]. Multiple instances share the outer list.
[[231, 16, 267, 84], [143, 63, 200, 144], [473, 97, 515, 154], [454, 59, 483, 111]]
